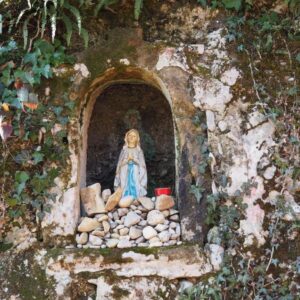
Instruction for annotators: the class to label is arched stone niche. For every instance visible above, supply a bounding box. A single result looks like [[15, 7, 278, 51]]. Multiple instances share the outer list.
[[75, 67, 209, 243], [42, 65, 210, 245], [86, 83, 176, 196]]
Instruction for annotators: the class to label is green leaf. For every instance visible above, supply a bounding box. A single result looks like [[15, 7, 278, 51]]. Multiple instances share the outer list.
[[7, 198, 19, 207], [288, 86, 298, 96], [41, 10, 47, 38], [32, 152, 44, 164], [48, 167, 60, 180], [80, 27, 89, 48], [190, 185, 204, 203], [31, 175, 48, 194], [0, 14, 3, 34], [16, 3, 32, 25], [14, 150, 32, 164], [50, 10, 57, 42], [24, 52, 38, 66], [15, 171, 30, 183], [63, 2, 82, 34], [222, 0, 242, 10], [53, 106, 63, 116], [94, 0, 108, 16], [22, 16, 30, 49], [134, 0, 143, 20], [25, 71, 35, 85], [61, 14, 73, 46], [296, 53, 300, 63], [197, 0, 207, 6], [41, 64, 52, 78], [34, 39, 55, 55]]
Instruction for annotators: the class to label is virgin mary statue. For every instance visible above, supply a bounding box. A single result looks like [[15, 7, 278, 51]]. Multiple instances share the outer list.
[[114, 129, 147, 198]]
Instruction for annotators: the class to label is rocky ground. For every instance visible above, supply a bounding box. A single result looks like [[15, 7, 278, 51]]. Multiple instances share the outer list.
[[76, 183, 181, 249]]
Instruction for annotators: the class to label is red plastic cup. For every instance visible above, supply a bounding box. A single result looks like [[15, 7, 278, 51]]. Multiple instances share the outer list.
[[155, 187, 172, 196]]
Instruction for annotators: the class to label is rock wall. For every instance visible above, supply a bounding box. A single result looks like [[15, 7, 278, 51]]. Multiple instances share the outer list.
[[1, 2, 299, 299]]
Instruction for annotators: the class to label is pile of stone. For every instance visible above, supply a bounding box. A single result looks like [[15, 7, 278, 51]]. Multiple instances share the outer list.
[[76, 183, 181, 249]]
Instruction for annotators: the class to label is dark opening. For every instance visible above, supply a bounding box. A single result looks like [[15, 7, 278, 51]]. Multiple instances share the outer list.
[[86, 83, 175, 197]]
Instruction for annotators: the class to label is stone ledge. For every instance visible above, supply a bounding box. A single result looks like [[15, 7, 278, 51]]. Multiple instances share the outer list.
[[0, 244, 214, 299], [42, 244, 212, 279], [37, 244, 213, 298]]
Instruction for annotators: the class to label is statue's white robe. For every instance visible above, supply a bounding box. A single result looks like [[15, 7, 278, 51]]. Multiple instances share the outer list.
[[114, 146, 147, 197]]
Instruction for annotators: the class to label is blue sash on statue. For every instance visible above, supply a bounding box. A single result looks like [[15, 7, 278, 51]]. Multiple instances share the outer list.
[[124, 161, 137, 198]]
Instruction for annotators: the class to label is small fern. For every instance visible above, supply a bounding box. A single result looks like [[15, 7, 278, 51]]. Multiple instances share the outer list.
[[94, 0, 143, 20], [134, 0, 143, 20], [2, 0, 88, 49]]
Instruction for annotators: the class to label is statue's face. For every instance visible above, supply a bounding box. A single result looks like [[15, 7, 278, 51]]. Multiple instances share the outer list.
[[127, 131, 138, 147]]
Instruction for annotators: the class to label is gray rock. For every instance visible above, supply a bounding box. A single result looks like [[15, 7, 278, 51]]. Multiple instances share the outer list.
[[80, 183, 106, 216], [124, 212, 141, 227], [105, 187, 122, 211], [155, 224, 168, 232], [117, 208, 128, 217], [138, 197, 154, 210], [76, 232, 88, 245], [78, 217, 100, 233], [98, 214, 109, 222], [170, 233, 180, 240], [106, 239, 119, 248], [169, 214, 179, 221], [143, 226, 158, 240], [138, 205, 148, 212], [89, 235, 103, 246], [147, 210, 165, 226], [112, 211, 119, 221], [119, 228, 129, 236], [155, 195, 175, 211], [149, 241, 163, 247], [168, 240, 177, 246], [162, 210, 170, 217], [129, 226, 142, 240], [169, 222, 177, 229], [139, 220, 147, 227], [117, 239, 132, 248], [169, 209, 179, 216], [135, 236, 145, 244], [91, 230, 105, 237], [116, 224, 125, 230], [110, 221, 117, 229], [149, 236, 160, 243], [119, 196, 134, 208], [102, 221, 110, 233], [158, 230, 170, 242], [102, 189, 111, 202]]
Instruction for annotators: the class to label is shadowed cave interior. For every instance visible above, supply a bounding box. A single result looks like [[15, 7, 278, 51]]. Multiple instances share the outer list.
[[86, 83, 176, 197]]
